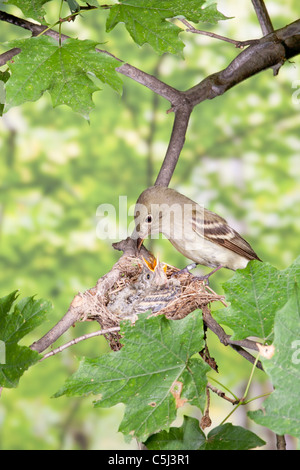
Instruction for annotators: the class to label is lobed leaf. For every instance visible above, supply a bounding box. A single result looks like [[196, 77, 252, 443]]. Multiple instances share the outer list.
[[214, 257, 300, 341], [0, 291, 52, 388], [248, 287, 300, 439], [106, 0, 227, 55], [55, 311, 209, 441], [4, 0, 48, 22], [5, 36, 123, 119], [145, 416, 265, 450]]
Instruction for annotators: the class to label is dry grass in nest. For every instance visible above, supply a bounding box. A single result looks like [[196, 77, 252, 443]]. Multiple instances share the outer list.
[[79, 255, 225, 349]]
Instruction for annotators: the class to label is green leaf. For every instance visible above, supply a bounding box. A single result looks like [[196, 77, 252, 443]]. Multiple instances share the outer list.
[[214, 258, 300, 341], [106, 1, 184, 55], [248, 286, 300, 439], [196, 2, 229, 24], [205, 423, 265, 450], [55, 311, 209, 441], [0, 291, 52, 388], [5, 36, 123, 119], [145, 415, 206, 450], [106, 0, 227, 55], [4, 0, 48, 22], [145, 417, 265, 450], [154, 0, 228, 23], [65, 0, 80, 14]]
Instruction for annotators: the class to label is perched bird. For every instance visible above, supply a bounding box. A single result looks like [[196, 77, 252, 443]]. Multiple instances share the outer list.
[[134, 186, 261, 276]]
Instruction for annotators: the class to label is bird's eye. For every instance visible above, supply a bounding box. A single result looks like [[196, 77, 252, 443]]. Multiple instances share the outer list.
[[145, 215, 152, 223], [146, 273, 151, 279]]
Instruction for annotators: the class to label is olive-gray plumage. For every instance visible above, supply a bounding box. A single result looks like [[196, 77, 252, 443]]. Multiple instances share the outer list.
[[134, 186, 261, 271]]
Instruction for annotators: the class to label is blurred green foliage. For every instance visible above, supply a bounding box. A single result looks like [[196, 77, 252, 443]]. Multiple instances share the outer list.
[[0, 0, 299, 449]]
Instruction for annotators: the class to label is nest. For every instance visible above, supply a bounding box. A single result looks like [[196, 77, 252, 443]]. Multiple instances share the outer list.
[[78, 254, 225, 350]]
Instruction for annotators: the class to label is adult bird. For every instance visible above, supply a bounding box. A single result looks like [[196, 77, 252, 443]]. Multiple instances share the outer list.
[[134, 186, 261, 278]]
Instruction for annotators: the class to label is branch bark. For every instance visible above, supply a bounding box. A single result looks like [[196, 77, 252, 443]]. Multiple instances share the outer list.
[[154, 105, 192, 186], [1, 11, 300, 187], [251, 0, 274, 35], [201, 305, 263, 370]]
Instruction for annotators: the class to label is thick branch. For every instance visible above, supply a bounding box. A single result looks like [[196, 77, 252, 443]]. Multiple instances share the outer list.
[[30, 294, 86, 353], [184, 19, 300, 107]]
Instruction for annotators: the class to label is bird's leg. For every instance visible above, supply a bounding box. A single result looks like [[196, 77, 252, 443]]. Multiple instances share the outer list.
[[193, 266, 224, 282], [172, 262, 198, 275], [172, 264, 223, 284]]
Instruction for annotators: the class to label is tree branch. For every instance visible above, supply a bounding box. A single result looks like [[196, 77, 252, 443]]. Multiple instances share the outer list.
[[179, 18, 260, 48], [1, 11, 300, 188], [40, 326, 121, 361], [116, 63, 182, 105], [184, 20, 300, 107], [251, 0, 274, 35], [201, 305, 263, 370], [154, 105, 192, 187], [276, 434, 286, 450], [207, 383, 239, 405]]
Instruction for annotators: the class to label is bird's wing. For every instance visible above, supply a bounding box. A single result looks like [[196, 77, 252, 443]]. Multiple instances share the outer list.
[[192, 208, 261, 261]]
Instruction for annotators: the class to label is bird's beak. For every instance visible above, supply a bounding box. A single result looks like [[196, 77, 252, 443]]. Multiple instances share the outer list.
[[137, 237, 144, 251]]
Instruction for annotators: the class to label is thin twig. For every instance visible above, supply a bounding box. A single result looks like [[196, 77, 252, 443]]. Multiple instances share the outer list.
[[40, 326, 121, 361], [0, 48, 21, 66], [207, 383, 239, 405], [201, 305, 263, 370], [180, 18, 260, 49]]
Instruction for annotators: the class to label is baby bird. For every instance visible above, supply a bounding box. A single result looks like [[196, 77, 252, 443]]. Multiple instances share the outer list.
[[107, 257, 180, 320]]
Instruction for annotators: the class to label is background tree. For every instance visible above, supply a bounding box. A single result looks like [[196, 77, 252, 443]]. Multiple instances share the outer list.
[[0, 0, 299, 450]]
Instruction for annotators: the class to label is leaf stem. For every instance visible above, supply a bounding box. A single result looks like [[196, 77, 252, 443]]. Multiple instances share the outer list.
[[58, 0, 64, 47], [242, 391, 271, 405], [218, 352, 262, 425], [35, 8, 84, 41], [242, 352, 261, 400]]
